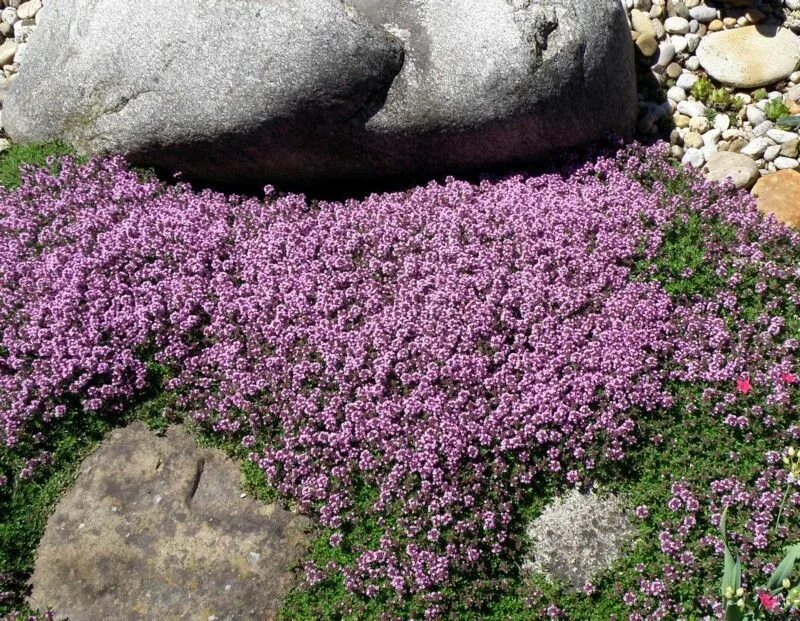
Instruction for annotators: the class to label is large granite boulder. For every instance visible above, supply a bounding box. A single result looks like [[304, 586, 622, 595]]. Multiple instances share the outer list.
[[5, 0, 636, 185], [28, 423, 312, 621]]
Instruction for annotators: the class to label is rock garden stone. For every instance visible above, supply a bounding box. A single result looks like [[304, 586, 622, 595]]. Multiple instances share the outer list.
[[752, 169, 800, 228], [741, 137, 773, 158], [703, 150, 760, 188], [676, 72, 699, 91], [696, 25, 800, 88], [668, 85, 687, 102], [753, 121, 775, 138], [4, 0, 637, 185], [775, 156, 800, 170], [767, 128, 800, 145], [782, 138, 800, 159], [787, 85, 800, 115], [746, 105, 767, 127], [677, 99, 706, 117], [28, 422, 313, 621], [631, 8, 656, 35], [654, 41, 676, 68], [524, 490, 634, 589], [665, 16, 690, 33], [685, 131, 704, 149], [15, 0, 39, 20], [689, 4, 717, 22], [0, 38, 16, 65], [636, 32, 659, 56], [682, 147, 705, 167], [764, 144, 782, 162], [671, 34, 688, 53]]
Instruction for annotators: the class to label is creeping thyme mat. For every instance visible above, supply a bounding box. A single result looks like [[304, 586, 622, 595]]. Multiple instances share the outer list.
[[3, 144, 800, 619]]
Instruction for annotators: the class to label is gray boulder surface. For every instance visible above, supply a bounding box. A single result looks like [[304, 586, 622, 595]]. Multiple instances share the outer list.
[[28, 422, 312, 621], [5, 0, 636, 185]]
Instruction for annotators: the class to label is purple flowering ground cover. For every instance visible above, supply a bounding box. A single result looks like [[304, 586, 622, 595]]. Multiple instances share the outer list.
[[3, 144, 800, 619]]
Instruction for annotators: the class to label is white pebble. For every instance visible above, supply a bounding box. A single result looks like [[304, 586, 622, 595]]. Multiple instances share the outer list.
[[767, 128, 799, 144], [752, 121, 775, 137], [689, 5, 717, 22], [775, 156, 800, 170], [713, 114, 731, 132], [671, 35, 688, 54], [682, 148, 705, 168], [664, 16, 690, 34], [654, 41, 676, 69], [703, 129, 722, 146], [701, 143, 718, 161], [685, 56, 700, 71], [746, 105, 766, 127], [1, 7, 17, 25], [676, 72, 699, 91], [667, 85, 687, 103], [764, 144, 782, 162], [740, 137, 774, 158], [677, 99, 706, 118]]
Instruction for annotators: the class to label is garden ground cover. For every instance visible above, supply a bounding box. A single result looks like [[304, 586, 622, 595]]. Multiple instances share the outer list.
[[2, 143, 800, 619]]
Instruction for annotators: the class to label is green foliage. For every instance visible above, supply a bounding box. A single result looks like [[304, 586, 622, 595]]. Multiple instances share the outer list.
[[691, 78, 742, 113], [4, 154, 800, 620], [632, 211, 735, 298], [0, 141, 82, 189], [777, 115, 800, 131], [753, 89, 769, 102], [0, 409, 113, 616], [765, 98, 791, 123], [691, 77, 715, 103]]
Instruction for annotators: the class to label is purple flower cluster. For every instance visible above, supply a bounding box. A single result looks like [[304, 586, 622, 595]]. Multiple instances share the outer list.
[[2, 145, 799, 614], [0, 152, 683, 598]]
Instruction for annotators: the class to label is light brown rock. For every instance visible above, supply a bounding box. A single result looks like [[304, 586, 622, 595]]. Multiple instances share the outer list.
[[0, 39, 16, 65], [703, 151, 760, 189], [666, 62, 682, 79], [729, 137, 749, 153], [752, 169, 800, 228], [787, 85, 800, 115], [15, 0, 39, 20], [29, 422, 313, 621], [674, 113, 690, 128], [697, 25, 800, 88], [635, 32, 658, 56], [631, 8, 656, 36], [782, 138, 800, 159], [684, 131, 704, 149]]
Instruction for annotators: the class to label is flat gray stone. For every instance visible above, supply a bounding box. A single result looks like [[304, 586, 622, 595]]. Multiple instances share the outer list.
[[524, 490, 634, 589], [29, 422, 312, 621], [4, 0, 637, 185]]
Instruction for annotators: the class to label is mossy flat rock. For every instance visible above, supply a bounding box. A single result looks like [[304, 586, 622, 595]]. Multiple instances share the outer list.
[[752, 169, 800, 229], [28, 422, 312, 621]]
